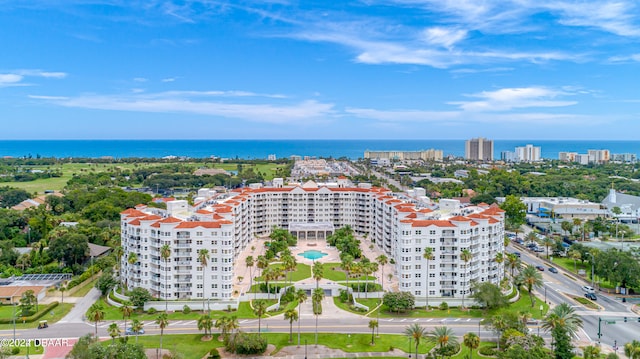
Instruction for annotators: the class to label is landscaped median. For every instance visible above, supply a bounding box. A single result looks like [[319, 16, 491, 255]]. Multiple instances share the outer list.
[[0, 302, 74, 330]]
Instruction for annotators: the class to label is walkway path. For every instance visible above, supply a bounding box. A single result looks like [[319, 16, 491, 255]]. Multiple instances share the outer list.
[[57, 287, 100, 324]]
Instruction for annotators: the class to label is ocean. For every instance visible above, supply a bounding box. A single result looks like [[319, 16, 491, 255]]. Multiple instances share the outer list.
[[0, 140, 638, 160]]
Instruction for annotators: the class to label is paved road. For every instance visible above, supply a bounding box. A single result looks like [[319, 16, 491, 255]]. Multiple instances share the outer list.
[[509, 241, 640, 351]]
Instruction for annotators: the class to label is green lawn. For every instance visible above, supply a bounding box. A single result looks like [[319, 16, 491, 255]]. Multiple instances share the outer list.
[[69, 278, 99, 297], [92, 298, 253, 321], [255, 263, 311, 282], [0, 303, 74, 330], [126, 332, 433, 359], [371, 289, 548, 319], [333, 297, 381, 315], [323, 262, 376, 281]]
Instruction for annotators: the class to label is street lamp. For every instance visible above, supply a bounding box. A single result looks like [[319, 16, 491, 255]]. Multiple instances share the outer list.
[[544, 286, 547, 304], [409, 336, 412, 358], [305, 339, 307, 359], [540, 304, 544, 317]]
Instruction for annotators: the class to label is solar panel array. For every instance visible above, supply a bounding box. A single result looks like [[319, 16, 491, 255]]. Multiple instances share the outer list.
[[14, 273, 72, 281]]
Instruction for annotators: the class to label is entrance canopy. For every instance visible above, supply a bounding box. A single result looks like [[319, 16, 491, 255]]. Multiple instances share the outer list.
[[288, 222, 335, 241]]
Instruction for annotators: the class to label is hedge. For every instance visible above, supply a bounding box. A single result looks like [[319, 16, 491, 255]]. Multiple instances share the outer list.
[[67, 265, 100, 289], [0, 301, 59, 324]]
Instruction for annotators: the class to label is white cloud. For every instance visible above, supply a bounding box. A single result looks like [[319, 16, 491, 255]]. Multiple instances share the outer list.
[[346, 107, 459, 122], [420, 27, 467, 48], [133, 77, 148, 82], [161, 77, 176, 82], [0, 74, 23, 84], [28, 95, 70, 100], [31, 92, 333, 124], [450, 87, 577, 111], [15, 69, 67, 78]]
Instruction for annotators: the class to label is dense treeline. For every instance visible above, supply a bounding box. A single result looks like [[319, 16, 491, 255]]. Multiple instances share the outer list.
[[415, 163, 640, 202]]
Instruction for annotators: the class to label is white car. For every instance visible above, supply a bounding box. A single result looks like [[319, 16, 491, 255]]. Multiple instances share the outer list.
[[582, 285, 595, 293]]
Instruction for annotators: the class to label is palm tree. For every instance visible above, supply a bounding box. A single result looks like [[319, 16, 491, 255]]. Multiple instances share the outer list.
[[543, 237, 554, 259], [423, 247, 434, 309], [368, 320, 378, 345], [88, 302, 105, 338], [284, 308, 298, 343], [58, 283, 67, 305], [541, 302, 583, 339], [525, 231, 538, 244], [108, 322, 120, 343], [120, 300, 133, 335], [256, 254, 269, 280], [404, 323, 427, 357], [583, 345, 601, 359], [376, 254, 388, 293], [282, 252, 297, 285], [341, 254, 354, 289], [198, 249, 210, 312], [568, 250, 581, 273], [494, 252, 504, 282], [506, 253, 521, 279], [252, 299, 268, 336], [262, 267, 276, 300], [427, 326, 458, 353], [197, 313, 213, 340], [160, 243, 171, 311], [131, 319, 143, 344], [463, 332, 480, 359], [245, 255, 255, 296], [127, 252, 138, 290], [113, 246, 124, 273], [312, 287, 324, 347], [518, 265, 544, 307], [156, 313, 169, 358], [312, 261, 324, 289], [625, 340, 640, 359], [518, 310, 533, 327], [460, 248, 473, 309], [573, 218, 583, 240], [294, 288, 307, 347]]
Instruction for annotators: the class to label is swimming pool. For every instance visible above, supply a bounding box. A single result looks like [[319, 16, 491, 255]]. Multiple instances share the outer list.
[[298, 250, 328, 260]]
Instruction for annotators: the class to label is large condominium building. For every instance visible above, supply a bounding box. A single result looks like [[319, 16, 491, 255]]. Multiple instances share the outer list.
[[465, 138, 494, 161], [364, 149, 444, 162], [559, 149, 610, 164], [121, 179, 505, 303], [501, 144, 542, 163]]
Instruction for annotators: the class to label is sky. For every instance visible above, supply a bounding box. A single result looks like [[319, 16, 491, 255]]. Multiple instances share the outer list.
[[1, 0, 640, 140]]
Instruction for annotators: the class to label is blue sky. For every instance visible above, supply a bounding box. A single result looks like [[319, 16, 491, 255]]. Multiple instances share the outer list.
[[2, 1, 640, 140]]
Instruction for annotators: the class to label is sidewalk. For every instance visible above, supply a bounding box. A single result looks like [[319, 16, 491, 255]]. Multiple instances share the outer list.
[[222, 344, 409, 359]]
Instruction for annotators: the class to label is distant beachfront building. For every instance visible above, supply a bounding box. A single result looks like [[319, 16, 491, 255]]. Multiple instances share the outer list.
[[465, 138, 494, 161], [501, 196, 607, 220], [267, 154, 276, 161], [611, 153, 637, 163], [501, 144, 541, 163], [558, 149, 609, 164], [364, 149, 443, 162], [121, 180, 505, 304]]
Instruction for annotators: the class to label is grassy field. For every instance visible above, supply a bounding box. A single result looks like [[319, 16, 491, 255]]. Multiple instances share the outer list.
[[371, 289, 549, 319], [333, 297, 380, 315], [255, 263, 311, 282], [69, 278, 98, 297], [124, 332, 433, 359], [323, 262, 376, 281], [3, 161, 290, 194], [94, 298, 253, 321], [0, 303, 74, 330]]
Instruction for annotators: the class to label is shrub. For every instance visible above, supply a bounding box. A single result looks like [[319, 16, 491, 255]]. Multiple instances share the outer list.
[[182, 305, 191, 314], [439, 301, 449, 310], [479, 343, 497, 356], [349, 283, 382, 292], [0, 302, 59, 325], [67, 265, 99, 289], [225, 332, 267, 355], [11, 347, 19, 355], [208, 348, 221, 359], [339, 289, 351, 302], [147, 307, 157, 315], [128, 287, 152, 308]]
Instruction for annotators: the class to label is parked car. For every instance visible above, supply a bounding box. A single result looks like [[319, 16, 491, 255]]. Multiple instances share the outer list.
[[515, 238, 524, 244], [513, 252, 521, 258], [548, 267, 558, 273], [582, 285, 595, 293], [535, 265, 545, 271], [125, 327, 145, 335], [585, 292, 597, 300], [534, 247, 545, 253]]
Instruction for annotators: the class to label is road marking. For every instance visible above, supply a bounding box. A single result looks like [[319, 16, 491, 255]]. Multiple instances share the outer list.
[[173, 321, 183, 326], [184, 320, 196, 326], [400, 319, 407, 322], [466, 319, 471, 322], [240, 320, 249, 324], [440, 319, 447, 322], [454, 319, 460, 322], [413, 319, 419, 322], [387, 319, 394, 322]]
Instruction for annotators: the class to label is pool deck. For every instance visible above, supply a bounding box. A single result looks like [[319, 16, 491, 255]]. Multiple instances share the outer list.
[[233, 236, 399, 297]]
